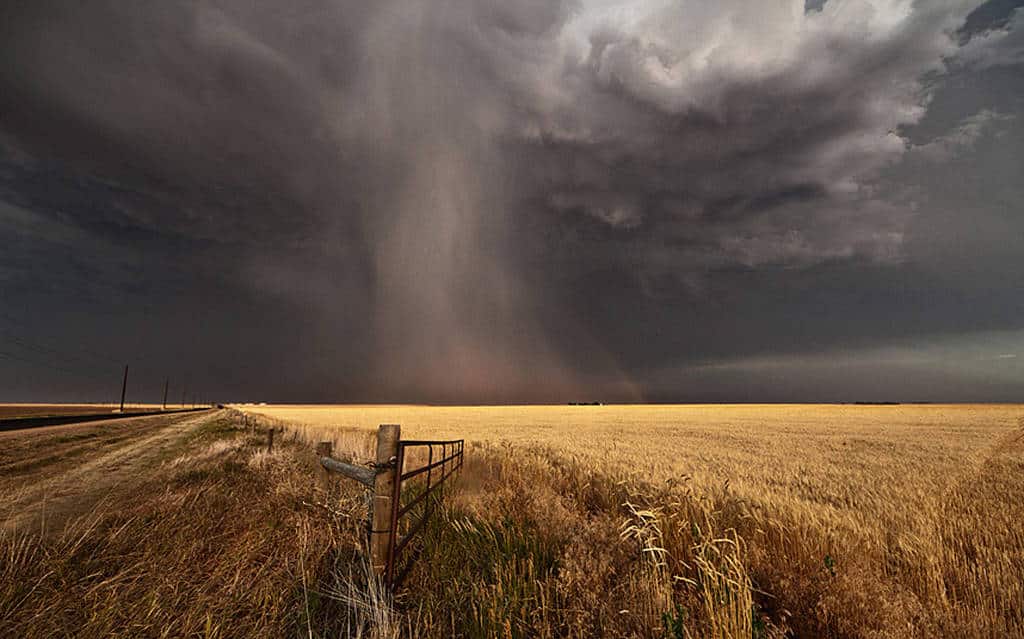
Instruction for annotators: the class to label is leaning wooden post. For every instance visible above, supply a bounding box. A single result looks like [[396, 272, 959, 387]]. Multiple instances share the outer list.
[[316, 441, 333, 486], [267, 428, 275, 453], [370, 424, 400, 579]]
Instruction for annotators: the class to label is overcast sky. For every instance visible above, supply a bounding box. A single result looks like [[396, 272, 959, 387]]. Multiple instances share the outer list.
[[1, 0, 1023, 404]]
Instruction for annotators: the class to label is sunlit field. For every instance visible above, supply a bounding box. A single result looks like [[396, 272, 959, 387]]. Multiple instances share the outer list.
[[4, 405, 1020, 637], [242, 403, 1024, 638], [243, 403, 1020, 530]]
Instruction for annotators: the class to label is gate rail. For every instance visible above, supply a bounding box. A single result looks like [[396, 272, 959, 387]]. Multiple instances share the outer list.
[[387, 438, 464, 585], [317, 425, 464, 588]]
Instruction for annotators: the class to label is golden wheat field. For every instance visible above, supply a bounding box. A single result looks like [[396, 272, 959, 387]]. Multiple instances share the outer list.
[[243, 403, 1024, 638], [244, 403, 1021, 523]]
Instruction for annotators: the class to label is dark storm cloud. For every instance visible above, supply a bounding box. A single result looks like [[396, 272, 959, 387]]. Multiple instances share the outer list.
[[1, 0, 1022, 402], [958, 5, 1024, 67], [510, 2, 971, 272], [960, 0, 1024, 38], [0, 1, 376, 282]]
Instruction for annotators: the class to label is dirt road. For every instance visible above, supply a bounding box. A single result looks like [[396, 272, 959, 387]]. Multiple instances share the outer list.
[[0, 409, 220, 535]]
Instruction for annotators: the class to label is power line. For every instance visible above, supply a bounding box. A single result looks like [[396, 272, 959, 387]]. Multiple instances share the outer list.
[[0, 315, 203, 405], [0, 312, 124, 366], [0, 330, 124, 378], [1, 333, 113, 372], [0, 349, 87, 377], [0, 318, 160, 387]]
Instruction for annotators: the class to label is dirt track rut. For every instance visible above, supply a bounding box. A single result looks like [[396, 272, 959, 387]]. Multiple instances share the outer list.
[[0, 410, 219, 535]]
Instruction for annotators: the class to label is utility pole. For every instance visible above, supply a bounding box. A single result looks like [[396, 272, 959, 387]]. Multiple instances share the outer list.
[[162, 378, 169, 410], [119, 364, 128, 413]]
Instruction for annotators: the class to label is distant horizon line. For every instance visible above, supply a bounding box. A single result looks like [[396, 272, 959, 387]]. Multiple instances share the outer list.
[[3, 400, 1021, 407]]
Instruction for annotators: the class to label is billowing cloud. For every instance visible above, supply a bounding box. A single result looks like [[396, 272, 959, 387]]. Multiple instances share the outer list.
[[908, 108, 1014, 161], [957, 6, 1024, 68], [505, 1, 976, 273], [1, 0, 1022, 401]]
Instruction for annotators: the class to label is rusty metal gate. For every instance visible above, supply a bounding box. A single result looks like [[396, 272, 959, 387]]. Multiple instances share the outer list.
[[317, 425, 465, 588], [386, 438, 464, 586]]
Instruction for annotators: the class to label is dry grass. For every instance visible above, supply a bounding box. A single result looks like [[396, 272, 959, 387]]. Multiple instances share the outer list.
[[3, 404, 1021, 637], [246, 403, 1024, 638], [0, 411, 219, 534], [0, 413, 399, 638]]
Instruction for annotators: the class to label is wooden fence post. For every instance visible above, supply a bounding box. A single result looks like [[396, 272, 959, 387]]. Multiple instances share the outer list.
[[316, 441, 333, 486], [267, 428, 275, 453], [370, 424, 400, 578]]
